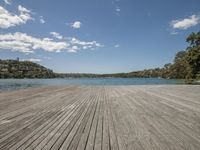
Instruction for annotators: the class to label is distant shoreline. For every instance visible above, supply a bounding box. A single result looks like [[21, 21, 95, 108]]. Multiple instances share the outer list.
[[0, 59, 199, 84], [0, 76, 185, 80]]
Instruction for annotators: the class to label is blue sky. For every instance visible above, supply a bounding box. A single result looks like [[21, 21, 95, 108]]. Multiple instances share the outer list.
[[0, 0, 200, 73]]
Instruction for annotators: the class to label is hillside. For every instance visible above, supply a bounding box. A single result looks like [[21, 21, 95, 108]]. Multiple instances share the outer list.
[[0, 60, 55, 78]]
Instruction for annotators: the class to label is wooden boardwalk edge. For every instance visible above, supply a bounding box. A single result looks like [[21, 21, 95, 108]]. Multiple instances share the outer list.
[[0, 85, 200, 150]]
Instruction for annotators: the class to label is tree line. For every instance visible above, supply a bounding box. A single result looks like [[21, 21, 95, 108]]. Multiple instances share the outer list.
[[0, 60, 55, 78], [56, 31, 200, 83], [133, 31, 200, 83], [0, 31, 199, 83]]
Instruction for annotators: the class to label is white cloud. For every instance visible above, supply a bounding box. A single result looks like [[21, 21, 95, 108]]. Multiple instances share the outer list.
[[70, 37, 103, 47], [3, 0, 12, 5], [50, 32, 63, 39], [22, 58, 41, 62], [0, 5, 33, 29], [0, 32, 68, 53], [67, 49, 77, 53], [68, 46, 79, 53], [170, 15, 200, 30], [0, 32, 103, 53], [0, 40, 33, 53], [67, 37, 103, 52], [114, 44, 120, 48], [18, 5, 31, 13], [170, 31, 178, 35], [71, 21, 81, 29], [39, 16, 45, 24], [116, 8, 120, 12]]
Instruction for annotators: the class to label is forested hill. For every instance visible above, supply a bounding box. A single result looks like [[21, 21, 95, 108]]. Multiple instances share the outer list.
[[57, 31, 200, 83], [0, 31, 199, 83], [0, 60, 55, 78]]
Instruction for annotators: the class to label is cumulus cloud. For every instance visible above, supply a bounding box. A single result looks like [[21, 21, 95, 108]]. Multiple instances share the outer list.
[[50, 32, 63, 39], [18, 5, 30, 13], [0, 5, 33, 29], [66, 37, 103, 53], [70, 37, 103, 47], [170, 15, 200, 30], [0, 32, 68, 53], [68, 37, 103, 52], [71, 21, 81, 29], [22, 58, 42, 62], [68, 46, 79, 53], [0, 40, 33, 53], [3, 0, 12, 5], [0, 32, 103, 53], [39, 16, 45, 24]]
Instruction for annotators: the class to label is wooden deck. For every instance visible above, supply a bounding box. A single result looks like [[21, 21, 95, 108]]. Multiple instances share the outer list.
[[0, 85, 200, 150]]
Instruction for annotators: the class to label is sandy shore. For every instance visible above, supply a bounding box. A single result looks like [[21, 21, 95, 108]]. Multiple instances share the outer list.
[[0, 85, 200, 150]]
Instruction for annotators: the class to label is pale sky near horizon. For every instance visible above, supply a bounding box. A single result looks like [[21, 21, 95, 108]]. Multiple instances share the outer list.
[[0, 0, 200, 73]]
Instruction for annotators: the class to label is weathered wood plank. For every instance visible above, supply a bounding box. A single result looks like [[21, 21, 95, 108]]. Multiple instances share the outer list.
[[11, 87, 89, 150], [0, 85, 200, 150]]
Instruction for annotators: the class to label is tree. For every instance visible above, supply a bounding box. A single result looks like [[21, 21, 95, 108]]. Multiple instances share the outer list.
[[174, 51, 187, 63], [171, 51, 189, 79], [186, 31, 200, 81]]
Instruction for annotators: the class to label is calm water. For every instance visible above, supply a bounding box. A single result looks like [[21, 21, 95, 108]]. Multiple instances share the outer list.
[[0, 78, 184, 92]]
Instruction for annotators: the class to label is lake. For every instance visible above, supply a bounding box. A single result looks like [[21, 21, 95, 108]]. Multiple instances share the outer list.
[[0, 78, 184, 92]]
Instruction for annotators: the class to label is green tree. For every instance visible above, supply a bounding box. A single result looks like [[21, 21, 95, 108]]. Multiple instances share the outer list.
[[186, 31, 200, 81], [171, 51, 188, 79], [174, 51, 187, 63]]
